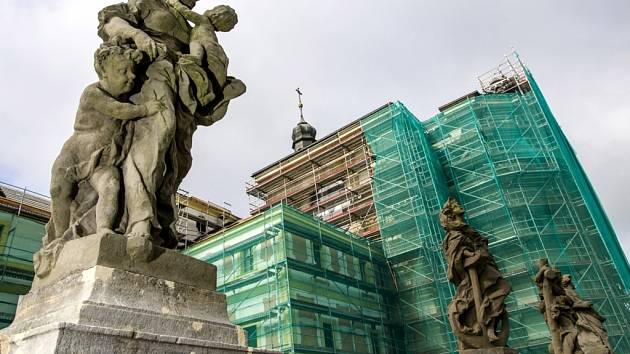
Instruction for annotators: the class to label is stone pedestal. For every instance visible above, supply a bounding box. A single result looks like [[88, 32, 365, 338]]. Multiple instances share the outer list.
[[459, 348, 519, 354], [0, 233, 276, 354]]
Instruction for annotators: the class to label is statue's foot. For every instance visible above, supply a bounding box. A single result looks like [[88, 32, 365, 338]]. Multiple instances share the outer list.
[[95, 228, 116, 238], [487, 328, 499, 343], [126, 232, 153, 262]]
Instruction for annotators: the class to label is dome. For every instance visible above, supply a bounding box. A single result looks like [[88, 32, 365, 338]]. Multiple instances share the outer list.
[[292, 119, 317, 152]]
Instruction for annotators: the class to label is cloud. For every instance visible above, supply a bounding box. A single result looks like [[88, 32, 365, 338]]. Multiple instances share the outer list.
[[1, 0, 629, 259]]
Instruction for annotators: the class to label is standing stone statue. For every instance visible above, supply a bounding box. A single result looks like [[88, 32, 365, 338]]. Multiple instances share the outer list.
[[0, 2, 277, 353], [34, 0, 246, 276], [440, 198, 515, 354], [562, 275, 613, 354], [535, 259, 613, 354], [535, 259, 579, 354]]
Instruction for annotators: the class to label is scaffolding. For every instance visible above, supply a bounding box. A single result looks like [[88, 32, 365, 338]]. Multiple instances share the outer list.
[[361, 103, 456, 353], [0, 182, 48, 328], [247, 114, 382, 240], [245, 53, 630, 352], [173, 189, 241, 249], [419, 52, 630, 352], [184, 204, 403, 354]]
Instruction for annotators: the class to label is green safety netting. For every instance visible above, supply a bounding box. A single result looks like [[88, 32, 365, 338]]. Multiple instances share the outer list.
[[185, 204, 404, 354], [362, 71, 630, 352], [0, 210, 44, 328]]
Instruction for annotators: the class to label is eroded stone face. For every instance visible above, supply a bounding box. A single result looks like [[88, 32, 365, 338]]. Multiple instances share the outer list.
[[100, 55, 137, 97]]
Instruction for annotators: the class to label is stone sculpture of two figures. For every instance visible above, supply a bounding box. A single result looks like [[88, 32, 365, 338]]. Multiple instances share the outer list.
[[35, 0, 246, 276], [535, 259, 613, 354]]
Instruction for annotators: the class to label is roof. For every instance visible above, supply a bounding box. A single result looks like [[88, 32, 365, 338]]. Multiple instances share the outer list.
[[251, 102, 392, 177]]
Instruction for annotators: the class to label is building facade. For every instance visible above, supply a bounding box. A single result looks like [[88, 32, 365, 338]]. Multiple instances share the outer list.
[[0, 182, 47, 329], [184, 204, 402, 353], [244, 53, 630, 353]]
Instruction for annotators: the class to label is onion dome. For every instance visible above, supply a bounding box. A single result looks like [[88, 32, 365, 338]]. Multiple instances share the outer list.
[[292, 118, 317, 152]]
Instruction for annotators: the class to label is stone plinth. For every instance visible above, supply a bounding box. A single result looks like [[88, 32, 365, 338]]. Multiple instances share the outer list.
[[459, 348, 519, 354], [0, 233, 277, 354]]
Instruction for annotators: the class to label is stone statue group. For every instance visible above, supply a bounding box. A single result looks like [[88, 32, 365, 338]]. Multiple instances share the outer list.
[[36, 0, 245, 275], [440, 198, 613, 354]]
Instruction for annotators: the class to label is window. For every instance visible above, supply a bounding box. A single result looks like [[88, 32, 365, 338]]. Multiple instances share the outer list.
[[243, 247, 254, 273], [195, 220, 207, 234], [323, 322, 334, 349], [313, 243, 321, 266], [244, 325, 257, 347]]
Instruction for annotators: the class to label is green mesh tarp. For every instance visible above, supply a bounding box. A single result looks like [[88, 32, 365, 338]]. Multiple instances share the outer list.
[[185, 205, 403, 353], [361, 103, 456, 353], [363, 85, 630, 353], [0, 210, 44, 328]]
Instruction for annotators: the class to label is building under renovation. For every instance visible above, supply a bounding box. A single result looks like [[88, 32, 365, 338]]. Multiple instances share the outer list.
[[0, 182, 48, 329], [238, 53, 630, 353], [0, 181, 237, 328], [184, 204, 403, 353]]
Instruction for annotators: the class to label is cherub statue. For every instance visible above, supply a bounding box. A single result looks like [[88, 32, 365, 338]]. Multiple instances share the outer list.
[[167, 0, 238, 105], [440, 197, 512, 350], [38, 43, 163, 276]]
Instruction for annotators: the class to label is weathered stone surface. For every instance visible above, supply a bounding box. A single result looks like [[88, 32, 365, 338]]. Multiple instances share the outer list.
[[3, 322, 274, 354], [534, 260, 613, 354], [32, 232, 216, 290], [1, 234, 278, 354], [459, 348, 518, 354], [44, 0, 246, 254], [440, 198, 512, 350]]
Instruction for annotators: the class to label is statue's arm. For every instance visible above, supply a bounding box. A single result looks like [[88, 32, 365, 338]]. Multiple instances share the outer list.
[[102, 17, 158, 60], [166, 0, 208, 25], [88, 88, 147, 120], [572, 298, 592, 309]]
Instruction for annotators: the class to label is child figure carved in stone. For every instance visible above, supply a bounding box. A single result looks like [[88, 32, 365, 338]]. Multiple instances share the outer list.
[[48, 43, 163, 244], [167, 0, 238, 102]]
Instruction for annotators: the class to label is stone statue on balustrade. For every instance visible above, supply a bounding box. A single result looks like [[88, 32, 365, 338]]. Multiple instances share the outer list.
[[34, 0, 246, 277], [534, 259, 613, 354], [0, 2, 272, 353], [440, 197, 516, 354]]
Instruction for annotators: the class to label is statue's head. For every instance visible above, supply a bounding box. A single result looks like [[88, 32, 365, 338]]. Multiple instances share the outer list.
[[94, 44, 143, 97], [537, 258, 549, 269], [561, 274, 573, 287], [205, 5, 238, 32], [439, 197, 466, 230]]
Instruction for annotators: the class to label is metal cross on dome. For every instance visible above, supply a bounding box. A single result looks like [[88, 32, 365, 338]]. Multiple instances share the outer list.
[[296, 87, 305, 122]]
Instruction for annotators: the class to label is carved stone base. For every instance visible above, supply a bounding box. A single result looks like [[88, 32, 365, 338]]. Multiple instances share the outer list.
[[0, 233, 277, 354], [459, 348, 518, 354]]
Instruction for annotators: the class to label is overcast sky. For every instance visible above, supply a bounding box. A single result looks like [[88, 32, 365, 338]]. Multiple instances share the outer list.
[[1, 0, 628, 257]]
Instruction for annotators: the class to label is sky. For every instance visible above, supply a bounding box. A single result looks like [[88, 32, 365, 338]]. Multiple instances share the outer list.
[[1, 0, 629, 256]]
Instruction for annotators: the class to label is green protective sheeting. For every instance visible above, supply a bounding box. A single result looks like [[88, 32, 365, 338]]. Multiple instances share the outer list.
[[0, 210, 45, 328], [361, 62, 630, 352], [185, 204, 404, 353]]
